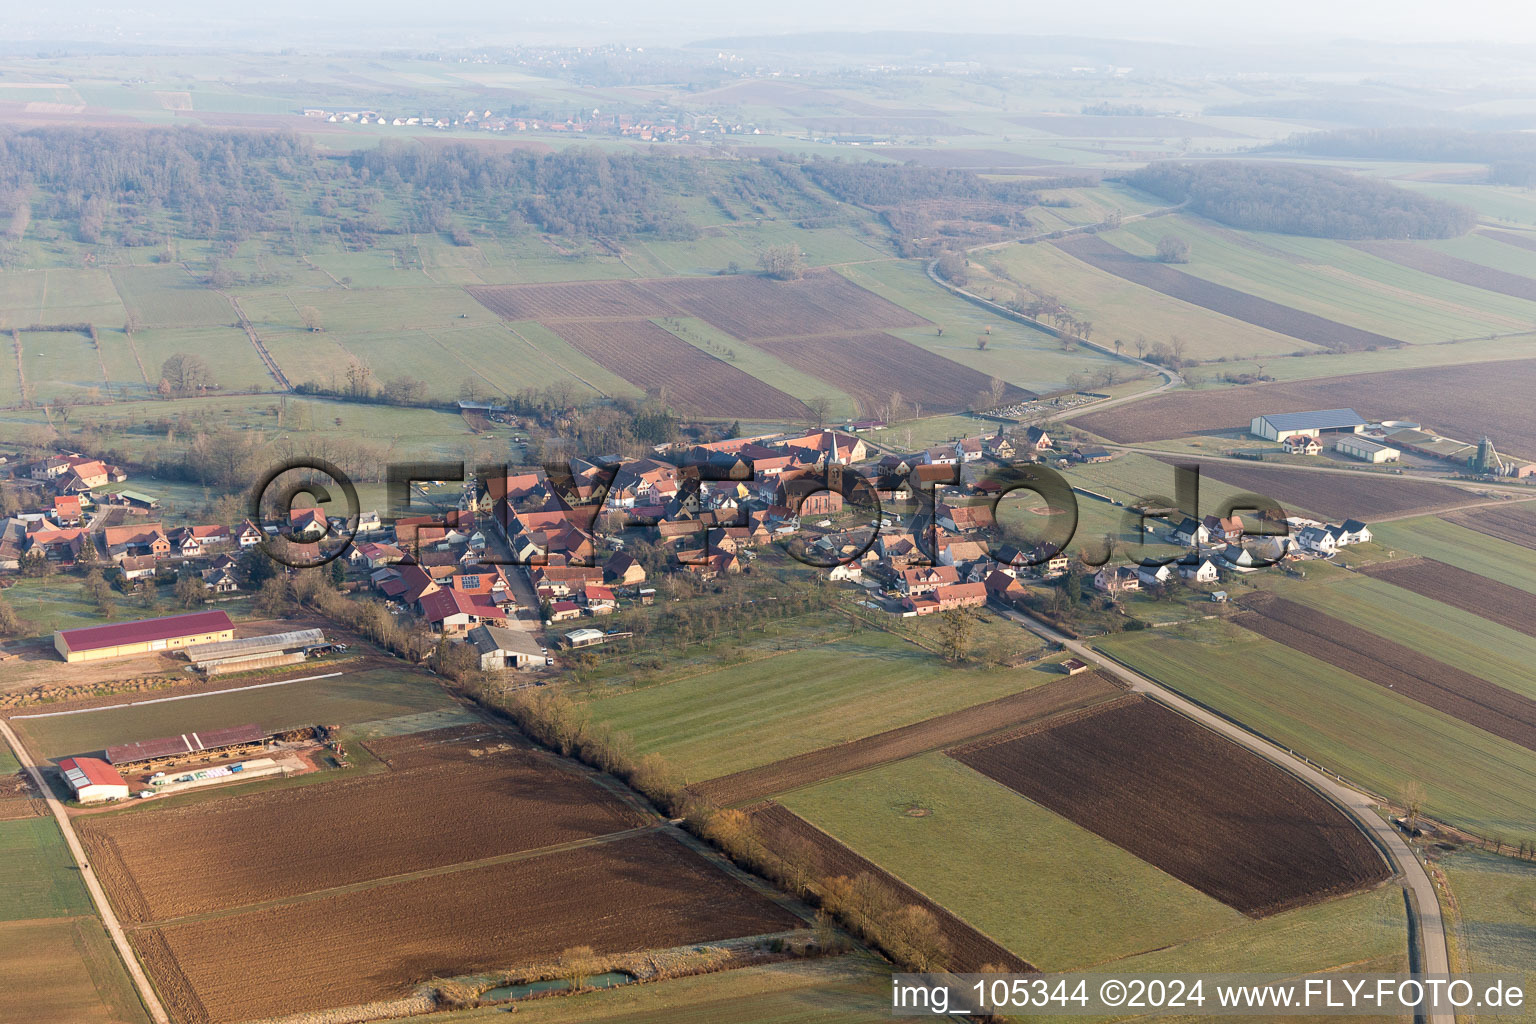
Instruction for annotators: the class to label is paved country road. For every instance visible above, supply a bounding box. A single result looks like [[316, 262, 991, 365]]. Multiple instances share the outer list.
[[998, 608, 1454, 1024], [0, 718, 171, 1024]]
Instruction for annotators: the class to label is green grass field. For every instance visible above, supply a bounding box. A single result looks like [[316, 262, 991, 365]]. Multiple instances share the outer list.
[[1111, 216, 1536, 343], [1, 576, 138, 637], [979, 240, 1307, 361], [835, 258, 1128, 395], [19, 329, 105, 402], [1442, 850, 1536, 1023], [0, 817, 92, 922], [14, 667, 459, 762], [1372, 516, 1536, 595], [1264, 574, 1536, 701], [1102, 884, 1407, 984], [108, 266, 236, 329], [1098, 623, 1536, 844], [781, 752, 1239, 969], [0, 916, 152, 1024], [583, 630, 1052, 783]]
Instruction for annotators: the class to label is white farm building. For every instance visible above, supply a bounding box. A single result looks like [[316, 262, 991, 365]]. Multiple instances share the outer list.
[[1251, 409, 1367, 441], [1335, 437, 1401, 464], [58, 757, 130, 803]]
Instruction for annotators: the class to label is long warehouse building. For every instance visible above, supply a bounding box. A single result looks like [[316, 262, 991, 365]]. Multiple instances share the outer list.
[[55, 610, 235, 663], [105, 723, 267, 767]]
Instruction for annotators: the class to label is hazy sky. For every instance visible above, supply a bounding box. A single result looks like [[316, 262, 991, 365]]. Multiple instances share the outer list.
[[14, 0, 1536, 48]]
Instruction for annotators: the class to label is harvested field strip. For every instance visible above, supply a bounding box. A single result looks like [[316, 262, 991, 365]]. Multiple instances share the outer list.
[[544, 319, 810, 420], [1442, 504, 1536, 552], [1480, 228, 1536, 254], [466, 280, 680, 320], [1235, 595, 1536, 752], [1067, 357, 1536, 458], [1150, 456, 1473, 521], [1349, 240, 1536, 303], [950, 697, 1391, 916], [638, 270, 929, 340], [749, 331, 1033, 416], [1356, 558, 1536, 639], [134, 830, 803, 1024], [79, 730, 646, 923], [1052, 234, 1402, 352], [689, 671, 1123, 807], [746, 802, 1034, 973]]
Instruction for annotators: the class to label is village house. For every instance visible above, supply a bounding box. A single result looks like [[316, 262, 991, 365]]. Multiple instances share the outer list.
[[1333, 519, 1373, 546], [828, 561, 863, 582], [983, 569, 1027, 603], [954, 438, 984, 463], [118, 554, 159, 582], [899, 564, 960, 596], [1283, 434, 1323, 456], [1178, 557, 1221, 583], [1201, 514, 1244, 544], [985, 431, 1015, 459], [1136, 563, 1174, 587], [1296, 526, 1338, 555], [902, 581, 987, 615], [418, 588, 508, 635], [1093, 565, 1141, 593], [937, 502, 995, 534], [201, 567, 240, 593], [922, 445, 959, 467], [938, 538, 988, 568], [1022, 426, 1052, 452], [171, 525, 231, 558], [103, 523, 170, 561], [52, 495, 82, 526], [1169, 517, 1210, 547], [603, 550, 647, 587], [235, 520, 264, 549]]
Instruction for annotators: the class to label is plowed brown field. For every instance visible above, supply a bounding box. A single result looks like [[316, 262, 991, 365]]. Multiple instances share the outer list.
[[746, 803, 1034, 973], [1068, 358, 1536, 459], [1349, 241, 1536, 302], [544, 319, 811, 419], [640, 270, 928, 340], [1148, 457, 1472, 521], [754, 331, 1033, 416], [1442, 504, 1536, 552], [690, 672, 1123, 807], [1235, 594, 1536, 752], [1053, 234, 1402, 351], [80, 728, 645, 923], [134, 831, 801, 1024], [950, 697, 1390, 916], [1356, 557, 1536, 639], [466, 280, 680, 320]]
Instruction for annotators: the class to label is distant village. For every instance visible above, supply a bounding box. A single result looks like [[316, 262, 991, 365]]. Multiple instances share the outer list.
[[300, 106, 766, 143]]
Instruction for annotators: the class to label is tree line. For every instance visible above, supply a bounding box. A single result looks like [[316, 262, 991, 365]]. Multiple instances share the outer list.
[[1122, 160, 1475, 239], [1271, 127, 1536, 187]]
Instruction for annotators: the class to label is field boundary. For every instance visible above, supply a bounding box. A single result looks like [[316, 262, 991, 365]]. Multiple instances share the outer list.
[[689, 671, 1125, 807]]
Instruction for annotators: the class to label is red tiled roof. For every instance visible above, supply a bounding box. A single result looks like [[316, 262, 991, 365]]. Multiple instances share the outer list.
[[57, 610, 233, 654], [418, 588, 507, 623], [59, 756, 127, 789]]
